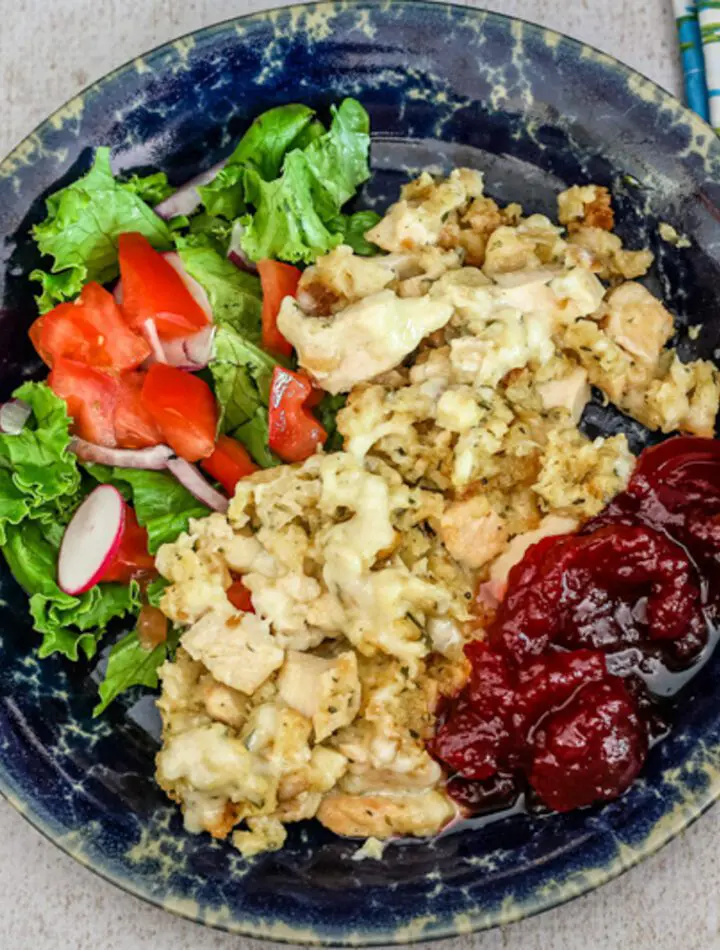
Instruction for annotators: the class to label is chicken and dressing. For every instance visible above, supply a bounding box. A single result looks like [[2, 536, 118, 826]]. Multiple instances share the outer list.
[[154, 169, 720, 856]]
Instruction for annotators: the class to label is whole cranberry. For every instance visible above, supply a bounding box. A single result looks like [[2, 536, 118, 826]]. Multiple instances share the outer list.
[[529, 679, 648, 812]]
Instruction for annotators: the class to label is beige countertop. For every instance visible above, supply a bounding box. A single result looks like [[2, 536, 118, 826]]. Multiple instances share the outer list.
[[1, 1, 717, 948]]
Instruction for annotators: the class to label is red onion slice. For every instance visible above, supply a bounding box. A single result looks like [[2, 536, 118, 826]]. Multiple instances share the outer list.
[[167, 458, 228, 513], [153, 160, 227, 220], [0, 399, 31, 435], [160, 337, 188, 367], [227, 220, 257, 274], [162, 251, 213, 321], [144, 326, 214, 372], [183, 325, 216, 368], [142, 319, 168, 364], [71, 438, 175, 470]]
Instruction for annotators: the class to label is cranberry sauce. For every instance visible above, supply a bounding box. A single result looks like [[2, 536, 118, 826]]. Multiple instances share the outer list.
[[430, 437, 720, 816]]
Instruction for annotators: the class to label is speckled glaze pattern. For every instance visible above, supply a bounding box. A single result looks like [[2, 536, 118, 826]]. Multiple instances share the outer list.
[[2, 1, 720, 944]]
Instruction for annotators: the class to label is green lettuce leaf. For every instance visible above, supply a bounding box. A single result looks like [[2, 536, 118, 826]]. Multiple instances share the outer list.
[[121, 170, 175, 205], [316, 392, 347, 453], [233, 412, 280, 468], [93, 626, 180, 716], [175, 241, 262, 339], [198, 104, 316, 218], [167, 213, 191, 233], [291, 119, 326, 152], [31, 148, 172, 311], [329, 210, 382, 256], [239, 153, 343, 264], [2, 519, 140, 661], [0, 469, 28, 542], [84, 466, 209, 552], [185, 212, 233, 252], [238, 99, 372, 264], [30, 270, 86, 312], [146, 576, 169, 608], [197, 164, 247, 220], [299, 98, 372, 221], [0, 383, 81, 544], [210, 325, 282, 465], [228, 103, 316, 179], [196, 99, 373, 265]]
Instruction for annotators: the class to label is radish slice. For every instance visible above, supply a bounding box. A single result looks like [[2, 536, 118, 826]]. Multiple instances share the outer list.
[[167, 458, 228, 513], [70, 438, 175, 470], [0, 399, 31, 435], [153, 160, 227, 220], [58, 485, 127, 595], [227, 220, 257, 274], [162, 251, 213, 321], [142, 319, 168, 364]]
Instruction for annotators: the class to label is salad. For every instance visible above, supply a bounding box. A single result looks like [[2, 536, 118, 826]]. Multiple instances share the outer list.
[[4, 98, 720, 859], [0, 98, 377, 714]]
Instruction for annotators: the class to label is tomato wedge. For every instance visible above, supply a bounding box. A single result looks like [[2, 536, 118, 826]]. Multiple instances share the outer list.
[[114, 371, 163, 449], [268, 367, 327, 463], [201, 435, 258, 494], [101, 506, 155, 583], [118, 233, 209, 339], [257, 259, 301, 358], [31, 283, 150, 372], [38, 303, 91, 365], [141, 363, 217, 462], [49, 358, 119, 447], [226, 578, 254, 612], [29, 315, 48, 364]]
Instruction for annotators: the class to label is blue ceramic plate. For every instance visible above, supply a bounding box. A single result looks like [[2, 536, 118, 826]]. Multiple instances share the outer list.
[[2, 1, 720, 943]]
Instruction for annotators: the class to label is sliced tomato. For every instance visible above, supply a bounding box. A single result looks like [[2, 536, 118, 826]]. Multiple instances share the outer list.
[[114, 371, 163, 449], [49, 357, 119, 447], [200, 435, 258, 494], [257, 259, 301, 358], [76, 282, 151, 371], [36, 303, 91, 364], [118, 233, 210, 339], [34, 283, 150, 372], [29, 315, 50, 365], [101, 506, 155, 583], [141, 363, 217, 462], [226, 578, 254, 613], [268, 366, 327, 463]]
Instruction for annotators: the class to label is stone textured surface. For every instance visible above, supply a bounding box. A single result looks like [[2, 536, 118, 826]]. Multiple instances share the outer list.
[[1, 1, 718, 948]]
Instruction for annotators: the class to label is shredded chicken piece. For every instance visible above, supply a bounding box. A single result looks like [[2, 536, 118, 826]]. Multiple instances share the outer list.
[[566, 226, 654, 280], [603, 281, 674, 365], [182, 610, 284, 695], [439, 495, 508, 569], [278, 290, 453, 394], [317, 790, 456, 839], [538, 368, 591, 423], [558, 184, 614, 231]]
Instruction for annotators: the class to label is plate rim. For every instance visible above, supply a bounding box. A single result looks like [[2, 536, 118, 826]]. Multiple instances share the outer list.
[[1, 0, 720, 943]]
